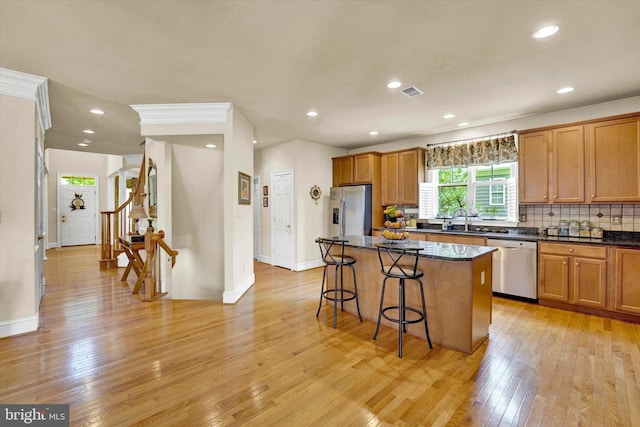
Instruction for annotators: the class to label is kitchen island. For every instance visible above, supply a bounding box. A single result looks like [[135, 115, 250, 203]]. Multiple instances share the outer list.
[[322, 235, 496, 354]]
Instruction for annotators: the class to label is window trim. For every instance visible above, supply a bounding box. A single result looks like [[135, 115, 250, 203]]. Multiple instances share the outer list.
[[425, 161, 519, 226]]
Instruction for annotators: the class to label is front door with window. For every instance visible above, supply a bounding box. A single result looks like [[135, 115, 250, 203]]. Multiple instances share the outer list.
[[59, 175, 97, 246]]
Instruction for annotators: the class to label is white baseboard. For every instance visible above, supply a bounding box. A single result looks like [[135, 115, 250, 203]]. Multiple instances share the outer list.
[[0, 314, 39, 338], [294, 259, 324, 271], [46, 242, 57, 249], [223, 273, 255, 304], [257, 255, 271, 264]]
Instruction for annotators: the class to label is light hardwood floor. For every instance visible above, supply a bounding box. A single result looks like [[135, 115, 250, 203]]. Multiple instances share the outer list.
[[1, 246, 639, 426]]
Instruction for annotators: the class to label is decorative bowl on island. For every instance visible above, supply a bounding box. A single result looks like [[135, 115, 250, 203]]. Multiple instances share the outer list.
[[382, 229, 409, 242]]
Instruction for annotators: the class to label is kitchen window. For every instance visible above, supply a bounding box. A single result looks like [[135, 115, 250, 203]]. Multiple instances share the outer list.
[[420, 162, 518, 223]]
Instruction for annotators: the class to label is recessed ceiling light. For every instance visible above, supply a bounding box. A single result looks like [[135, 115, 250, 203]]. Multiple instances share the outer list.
[[78, 143, 88, 147], [458, 122, 469, 127], [557, 86, 574, 94], [253, 140, 258, 144], [205, 144, 216, 148], [306, 111, 318, 117], [443, 114, 455, 119], [369, 131, 379, 136], [532, 25, 559, 39], [387, 81, 402, 89], [83, 138, 92, 143], [83, 129, 95, 134], [90, 109, 104, 115]]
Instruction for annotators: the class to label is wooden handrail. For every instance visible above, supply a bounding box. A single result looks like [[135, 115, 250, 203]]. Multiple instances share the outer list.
[[140, 229, 178, 301], [99, 154, 146, 269]]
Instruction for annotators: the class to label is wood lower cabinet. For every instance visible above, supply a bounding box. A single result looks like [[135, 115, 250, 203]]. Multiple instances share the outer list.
[[587, 116, 640, 202], [538, 253, 570, 301], [381, 148, 425, 206], [614, 248, 640, 315], [425, 233, 486, 246], [538, 242, 607, 308]]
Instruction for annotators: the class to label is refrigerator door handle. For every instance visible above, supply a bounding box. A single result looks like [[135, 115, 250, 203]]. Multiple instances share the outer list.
[[341, 199, 346, 236]]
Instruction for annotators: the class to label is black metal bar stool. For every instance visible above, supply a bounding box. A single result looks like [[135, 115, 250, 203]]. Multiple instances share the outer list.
[[316, 237, 363, 329], [374, 243, 433, 357]]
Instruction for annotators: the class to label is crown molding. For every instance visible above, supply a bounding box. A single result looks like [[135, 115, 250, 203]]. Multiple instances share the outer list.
[[0, 68, 52, 132], [130, 103, 232, 125]]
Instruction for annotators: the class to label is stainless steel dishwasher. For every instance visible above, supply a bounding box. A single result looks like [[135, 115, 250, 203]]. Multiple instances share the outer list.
[[487, 239, 538, 301]]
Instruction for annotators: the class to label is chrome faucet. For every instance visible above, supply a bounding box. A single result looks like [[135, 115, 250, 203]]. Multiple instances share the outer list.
[[453, 208, 470, 231]]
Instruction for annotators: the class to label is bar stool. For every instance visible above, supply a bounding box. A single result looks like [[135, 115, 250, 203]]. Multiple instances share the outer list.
[[316, 237, 363, 329], [374, 243, 433, 357]]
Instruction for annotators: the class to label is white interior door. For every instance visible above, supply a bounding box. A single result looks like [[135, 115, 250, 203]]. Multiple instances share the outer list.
[[58, 175, 97, 246], [271, 170, 294, 269]]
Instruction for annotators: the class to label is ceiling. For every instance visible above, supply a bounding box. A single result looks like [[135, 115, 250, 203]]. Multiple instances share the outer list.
[[1, 0, 639, 156]]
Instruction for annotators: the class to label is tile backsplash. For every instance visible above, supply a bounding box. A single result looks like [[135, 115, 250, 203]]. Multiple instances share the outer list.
[[518, 204, 640, 232]]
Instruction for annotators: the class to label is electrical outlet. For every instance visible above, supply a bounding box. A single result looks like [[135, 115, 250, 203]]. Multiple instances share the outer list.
[[613, 215, 621, 225], [520, 214, 527, 222]]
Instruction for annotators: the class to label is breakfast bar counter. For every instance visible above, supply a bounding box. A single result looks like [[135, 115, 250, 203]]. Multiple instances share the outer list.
[[323, 236, 496, 354]]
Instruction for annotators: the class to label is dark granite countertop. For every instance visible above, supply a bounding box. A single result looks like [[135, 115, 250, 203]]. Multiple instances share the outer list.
[[323, 235, 496, 261], [375, 226, 640, 249]]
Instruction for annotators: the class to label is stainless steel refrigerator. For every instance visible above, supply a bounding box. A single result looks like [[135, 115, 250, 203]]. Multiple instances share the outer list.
[[329, 185, 372, 237]]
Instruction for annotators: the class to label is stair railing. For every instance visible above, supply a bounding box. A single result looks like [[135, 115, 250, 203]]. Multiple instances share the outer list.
[[139, 229, 178, 301], [100, 154, 146, 269]]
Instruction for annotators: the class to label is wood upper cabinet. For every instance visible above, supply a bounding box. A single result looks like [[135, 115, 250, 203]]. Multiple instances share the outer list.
[[551, 126, 585, 203], [614, 248, 640, 315], [519, 126, 586, 204], [332, 156, 353, 187], [332, 152, 381, 187], [587, 116, 640, 202], [381, 148, 425, 206], [353, 152, 381, 184], [519, 131, 550, 203]]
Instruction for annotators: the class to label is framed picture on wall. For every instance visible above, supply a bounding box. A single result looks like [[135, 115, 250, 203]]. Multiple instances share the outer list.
[[238, 171, 251, 205], [263, 197, 268, 207]]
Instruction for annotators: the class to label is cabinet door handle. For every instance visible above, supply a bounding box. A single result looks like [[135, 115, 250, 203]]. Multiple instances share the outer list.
[[554, 195, 557, 199], [575, 262, 579, 266], [569, 248, 573, 252], [563, 261, 567, 265]]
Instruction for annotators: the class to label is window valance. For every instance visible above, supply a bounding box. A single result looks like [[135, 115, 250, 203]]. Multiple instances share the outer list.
[[426, 134, 517, 168]]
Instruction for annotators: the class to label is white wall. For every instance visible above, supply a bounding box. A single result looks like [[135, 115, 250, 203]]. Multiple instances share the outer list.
[[45, 149, 122, 246], [350, 96, 640, 154], [254, 139, 347, 269], [170, 143, 224, 299], [0, 94, 42, 336], [222, 107, 255, 302]]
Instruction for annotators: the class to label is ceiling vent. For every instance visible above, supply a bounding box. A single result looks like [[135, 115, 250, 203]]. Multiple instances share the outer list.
[[401, 86, 423, 97]]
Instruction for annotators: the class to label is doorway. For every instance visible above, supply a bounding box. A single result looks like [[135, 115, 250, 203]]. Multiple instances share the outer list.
[[270, 170, 294, 270], [253, 174, 261, 260], [57, 174, 98, 246]]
